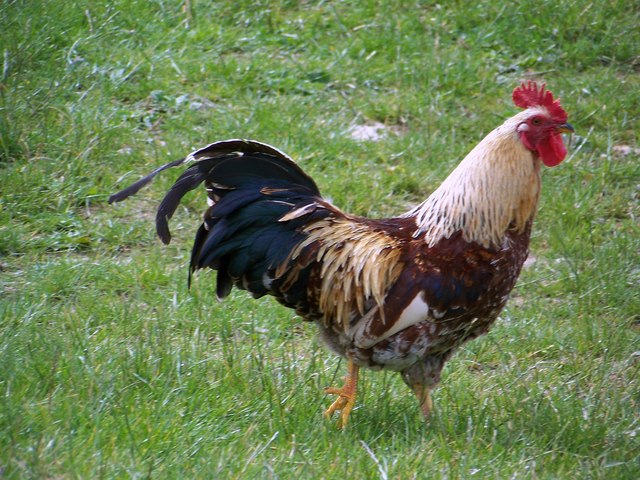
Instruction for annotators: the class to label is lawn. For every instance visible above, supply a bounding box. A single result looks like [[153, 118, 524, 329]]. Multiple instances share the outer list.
[[1, 0, 638, 478]]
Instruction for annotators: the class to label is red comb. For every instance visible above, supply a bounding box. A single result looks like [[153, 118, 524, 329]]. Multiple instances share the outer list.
[[512, 81, 567, 122]]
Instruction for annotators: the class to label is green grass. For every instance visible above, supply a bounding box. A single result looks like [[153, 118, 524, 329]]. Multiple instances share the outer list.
[[1, 0, 639, 477]]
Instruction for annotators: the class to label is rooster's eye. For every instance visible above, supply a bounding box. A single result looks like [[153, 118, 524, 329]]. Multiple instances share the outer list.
[[531, 118, 542, 125]]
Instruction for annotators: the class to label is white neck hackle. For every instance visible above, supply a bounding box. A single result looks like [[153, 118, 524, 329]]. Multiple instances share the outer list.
[[405, 109, 546, 248]]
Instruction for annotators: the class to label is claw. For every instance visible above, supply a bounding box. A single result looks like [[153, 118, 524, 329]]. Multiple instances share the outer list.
[[324, 360, 359, 428]]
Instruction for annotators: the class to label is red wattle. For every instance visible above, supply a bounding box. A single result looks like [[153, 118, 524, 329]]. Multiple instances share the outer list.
[[537, 133, 567, 167]]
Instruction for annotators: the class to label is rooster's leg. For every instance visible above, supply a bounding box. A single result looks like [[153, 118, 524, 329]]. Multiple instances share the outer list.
[[411, 383, 433, 420], [324, 359, 359, 428]]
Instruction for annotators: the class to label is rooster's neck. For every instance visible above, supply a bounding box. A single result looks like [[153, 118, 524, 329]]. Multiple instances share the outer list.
[[406, 119, 542, 249]]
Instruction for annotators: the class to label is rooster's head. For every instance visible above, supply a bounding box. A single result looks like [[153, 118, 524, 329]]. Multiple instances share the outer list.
[[512, 81, 574, 167]]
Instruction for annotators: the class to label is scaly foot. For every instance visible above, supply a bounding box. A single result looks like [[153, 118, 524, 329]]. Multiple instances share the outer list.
[[324, 360, 359, 428]]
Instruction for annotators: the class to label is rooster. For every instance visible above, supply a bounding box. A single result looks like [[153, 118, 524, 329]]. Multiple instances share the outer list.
[[110, 82, 573, 427]]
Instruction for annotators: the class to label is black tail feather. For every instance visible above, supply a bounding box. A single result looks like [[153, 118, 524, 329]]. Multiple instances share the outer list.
[[190, 139, 319, 193], [108, 157, 187, 204], [110, 139, 332, 307], [155, 163, 215, 244]]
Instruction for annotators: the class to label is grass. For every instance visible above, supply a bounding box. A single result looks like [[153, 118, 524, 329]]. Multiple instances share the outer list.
[[1, 0, 639, 477]]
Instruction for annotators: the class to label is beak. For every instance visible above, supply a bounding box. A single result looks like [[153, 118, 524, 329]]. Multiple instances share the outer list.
[[556, 123, 574, 134]]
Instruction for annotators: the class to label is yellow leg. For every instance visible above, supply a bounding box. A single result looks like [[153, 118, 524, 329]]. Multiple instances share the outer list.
[[412, 383, 433, 420], [324, 359, 359, 428]]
